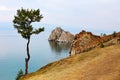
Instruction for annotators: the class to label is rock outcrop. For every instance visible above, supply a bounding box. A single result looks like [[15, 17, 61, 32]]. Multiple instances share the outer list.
[[70, 30, 120, 56], [48, 27, 74, 42], [70, 30, 101, 55]]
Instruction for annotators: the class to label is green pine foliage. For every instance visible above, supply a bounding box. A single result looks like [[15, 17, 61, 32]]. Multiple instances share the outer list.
[[16, 69, 24, 80], [13, 8, 44, 39]]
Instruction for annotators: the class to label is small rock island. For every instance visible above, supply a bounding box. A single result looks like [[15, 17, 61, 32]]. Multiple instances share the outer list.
[[48, 27, 74, 43]]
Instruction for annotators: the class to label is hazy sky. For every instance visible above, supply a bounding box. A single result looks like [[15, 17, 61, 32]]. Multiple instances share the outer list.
[[0, 0, 120, 31]]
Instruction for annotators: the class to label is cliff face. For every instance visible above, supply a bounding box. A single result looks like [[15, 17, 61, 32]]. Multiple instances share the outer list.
[[70, 30, 120, 56], [48, 27, 74, 42], [70, 30, 101, 55]]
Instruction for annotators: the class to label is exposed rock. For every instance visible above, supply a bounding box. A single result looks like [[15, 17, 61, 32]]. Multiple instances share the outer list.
[[48, 27, 74, 42], [70, 30, 101, 55], [70, 30, 120, 56]]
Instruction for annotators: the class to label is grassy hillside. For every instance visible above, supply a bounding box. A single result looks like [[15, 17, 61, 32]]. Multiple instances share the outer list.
[[20, 44, 120, 80]]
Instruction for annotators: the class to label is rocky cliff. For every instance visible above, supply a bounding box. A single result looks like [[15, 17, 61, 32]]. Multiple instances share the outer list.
[[70, 30, 101, 55], [48, 27, 74, 42], [70, 30, 120, 55]]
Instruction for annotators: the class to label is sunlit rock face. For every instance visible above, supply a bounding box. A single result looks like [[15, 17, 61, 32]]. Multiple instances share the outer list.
[[70, 30, 101, 55], [48, 27, 74, 43], [70, 30, 120, 56]]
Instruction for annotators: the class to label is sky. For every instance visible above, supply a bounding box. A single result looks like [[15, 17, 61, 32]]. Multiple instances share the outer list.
[[0, 0, 120, 33]]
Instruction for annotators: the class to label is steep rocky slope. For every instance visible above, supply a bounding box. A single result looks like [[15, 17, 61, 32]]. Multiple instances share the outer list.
[[70, 30, 101, 55], [48, 27, 74, 42], [70, 30, 120, 55], [20, 44, 120, 80]]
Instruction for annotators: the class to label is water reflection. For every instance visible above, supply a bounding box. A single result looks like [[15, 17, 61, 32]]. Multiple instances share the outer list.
[[48, 41, 71, 55]]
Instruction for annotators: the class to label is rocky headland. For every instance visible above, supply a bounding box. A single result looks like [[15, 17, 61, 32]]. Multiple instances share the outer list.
[[70, 30, 120, 55], [70, 30, 101, 55], [48, 27, 74, 43], [20, 30, 120, 80]]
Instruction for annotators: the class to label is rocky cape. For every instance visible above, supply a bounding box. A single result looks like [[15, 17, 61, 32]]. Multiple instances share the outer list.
[[48, 27, 74, 43], [70, 30, 120, 55], [20, 30, 120, 80]]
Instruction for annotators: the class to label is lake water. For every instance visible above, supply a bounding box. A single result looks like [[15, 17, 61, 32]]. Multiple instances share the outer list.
[[0, 23, 72, 80]]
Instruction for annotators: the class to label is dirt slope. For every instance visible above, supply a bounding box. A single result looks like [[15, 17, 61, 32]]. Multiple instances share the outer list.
[[21, 44, 120, 80]]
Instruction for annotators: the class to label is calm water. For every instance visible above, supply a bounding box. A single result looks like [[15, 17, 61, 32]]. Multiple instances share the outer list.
[[0, 25, 71, 80]]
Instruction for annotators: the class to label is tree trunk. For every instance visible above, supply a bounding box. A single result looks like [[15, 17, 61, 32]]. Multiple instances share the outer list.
[[25, 38, 30, 75]]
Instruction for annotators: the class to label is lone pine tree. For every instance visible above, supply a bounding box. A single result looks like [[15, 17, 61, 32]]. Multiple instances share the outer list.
[[13, 8, 44, 75]]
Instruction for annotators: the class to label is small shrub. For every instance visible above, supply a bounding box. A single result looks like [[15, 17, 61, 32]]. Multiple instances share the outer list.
[[16, 69, 24, 80], [103, 33, 106, 36], [112, 31, 116, 38], [99, 42, 104, 48], [100, 33, 106, 37]]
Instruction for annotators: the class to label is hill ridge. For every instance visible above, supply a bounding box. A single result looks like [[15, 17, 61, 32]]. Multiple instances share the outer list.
[[70, 30, 120, 55], [20, 44, 120, 80]]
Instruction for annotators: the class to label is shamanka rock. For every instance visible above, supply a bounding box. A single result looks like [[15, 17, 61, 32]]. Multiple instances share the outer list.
[[48, 27, 74, 42]]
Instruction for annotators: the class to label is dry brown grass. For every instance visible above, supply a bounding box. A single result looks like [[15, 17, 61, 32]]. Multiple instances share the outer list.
[[20, 44, 120, 80]]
